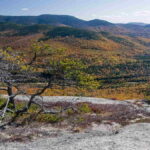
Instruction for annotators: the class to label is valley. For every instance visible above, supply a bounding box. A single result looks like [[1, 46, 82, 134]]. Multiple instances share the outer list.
[[1, 15, 150, 100]]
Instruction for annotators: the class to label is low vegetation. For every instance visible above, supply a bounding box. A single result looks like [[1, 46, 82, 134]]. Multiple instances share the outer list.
[[1, 97, 150, 134]]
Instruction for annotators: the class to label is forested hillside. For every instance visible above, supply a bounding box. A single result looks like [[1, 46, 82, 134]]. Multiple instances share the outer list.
[[0, 19, 150, 100]]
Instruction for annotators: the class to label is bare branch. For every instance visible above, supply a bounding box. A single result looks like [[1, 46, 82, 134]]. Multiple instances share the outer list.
[[43, 106, 77, 114], [16, 80, 52, 114], [1, 97, 10, 118], [0, 88, 7, 91], [26, 52, 37, 66]]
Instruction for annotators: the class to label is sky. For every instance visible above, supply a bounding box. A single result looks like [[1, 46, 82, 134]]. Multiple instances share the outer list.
[[0, 0, 150, 23]]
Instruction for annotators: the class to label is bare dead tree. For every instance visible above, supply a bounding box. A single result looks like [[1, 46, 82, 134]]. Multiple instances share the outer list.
[[0, 42, 99, 128], [0, 44, 55, 120]]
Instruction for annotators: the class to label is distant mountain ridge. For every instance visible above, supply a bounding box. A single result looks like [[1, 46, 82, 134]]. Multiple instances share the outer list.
[[0, 14, 114, 28], [0, 14, 150, 37]]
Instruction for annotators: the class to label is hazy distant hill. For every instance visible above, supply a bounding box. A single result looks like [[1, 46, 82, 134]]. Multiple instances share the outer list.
[[126, 22, 148, 26], [87, 19, 114, 27], [0, 14, 113, 28], [0, 14, 150, 37]]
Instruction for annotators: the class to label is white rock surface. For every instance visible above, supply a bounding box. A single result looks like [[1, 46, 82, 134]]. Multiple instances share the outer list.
[[0, 96, 150, 150], [1, 95, 129, 105], [0, 123, 150, 150]]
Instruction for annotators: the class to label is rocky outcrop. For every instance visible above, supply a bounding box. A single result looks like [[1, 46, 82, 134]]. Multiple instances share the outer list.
[[0, 96, 150, 150]]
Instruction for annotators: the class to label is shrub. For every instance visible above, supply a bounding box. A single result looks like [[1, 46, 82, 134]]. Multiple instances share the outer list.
[[0, 96, 6, 106], [78, 103, 92, 113], [36, 114, 62, 123]]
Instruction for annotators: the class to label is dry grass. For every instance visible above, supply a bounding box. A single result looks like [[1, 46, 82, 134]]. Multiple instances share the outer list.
[[0, 84, 145, 100]]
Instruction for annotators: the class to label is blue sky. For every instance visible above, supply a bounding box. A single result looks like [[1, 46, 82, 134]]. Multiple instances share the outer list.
[[0, 0, 150, 23]]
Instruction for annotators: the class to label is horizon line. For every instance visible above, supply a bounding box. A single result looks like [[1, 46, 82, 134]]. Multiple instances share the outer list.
[[0, 13, 149, 24]]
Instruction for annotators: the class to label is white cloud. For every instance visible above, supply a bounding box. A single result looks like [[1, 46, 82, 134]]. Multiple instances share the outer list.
[[134, 10, 150, 17], [21, 8, 29, 11]]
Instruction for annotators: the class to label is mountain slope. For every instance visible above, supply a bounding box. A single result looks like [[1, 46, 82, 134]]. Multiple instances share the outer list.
[[0, 14, 150, 37], [0, 14, 115, 28], [1, 21, 150, 99]]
